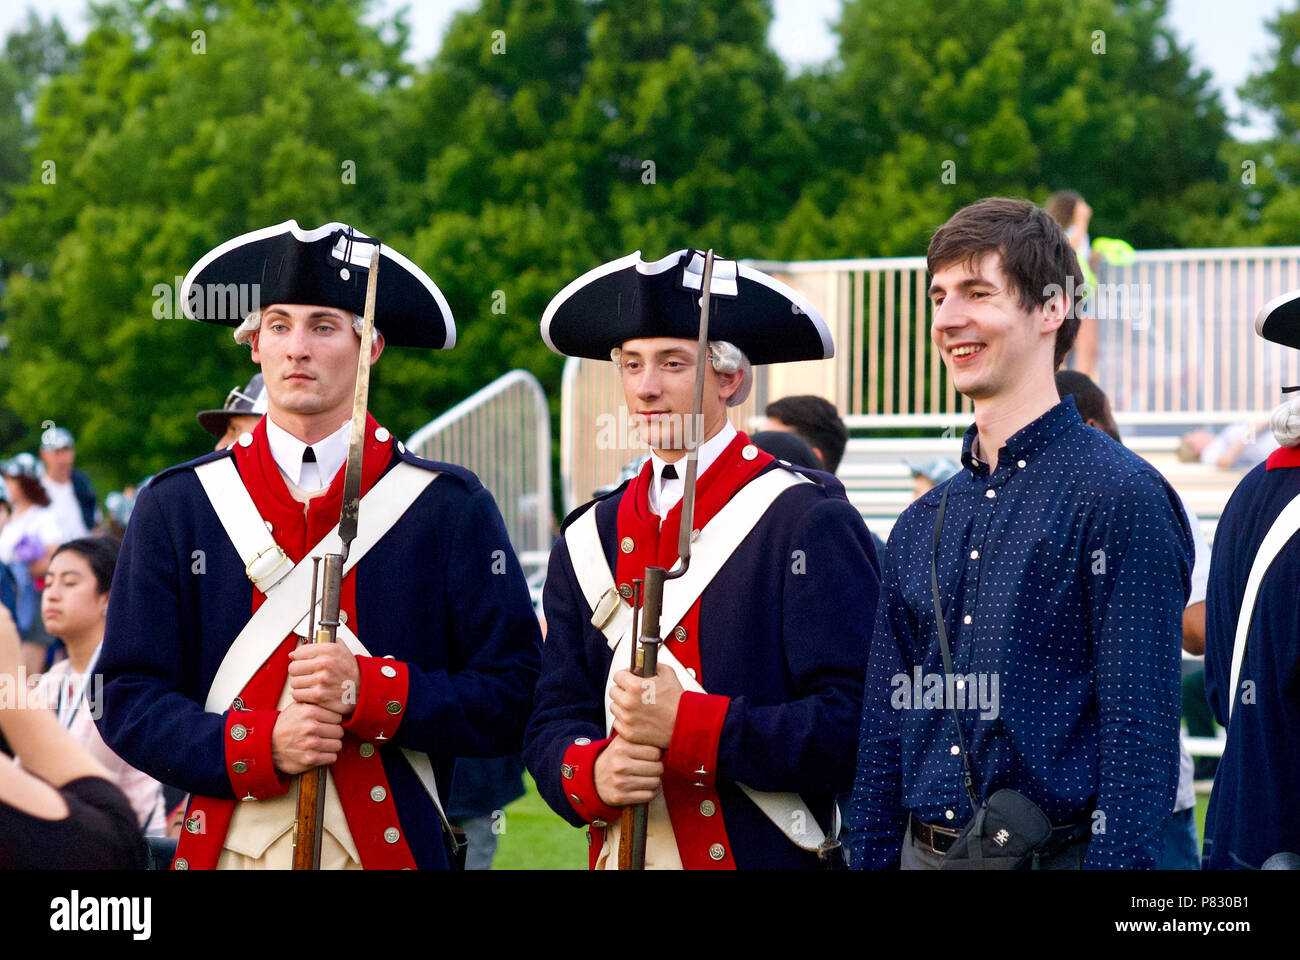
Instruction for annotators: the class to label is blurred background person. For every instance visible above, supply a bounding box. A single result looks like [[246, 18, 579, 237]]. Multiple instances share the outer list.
[[904, 457, 960, 501], [33, 537, 166, 837], [0, 602, 147, 869], [750, 428, 823, 470], [764, 395, 849, 474], [38, 424, 96, 541], [196, 373, 265, 451], [1178, 421, 1277, 471], [1, 454, 64, 675], [1046, 190, 1098, 378]]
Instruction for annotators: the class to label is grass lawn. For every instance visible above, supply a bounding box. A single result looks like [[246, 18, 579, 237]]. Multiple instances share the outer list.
[[493, 774, 588, 870]]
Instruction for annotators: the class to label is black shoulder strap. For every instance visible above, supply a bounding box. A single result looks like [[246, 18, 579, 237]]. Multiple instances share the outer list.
[[931, 482, 981, 814]]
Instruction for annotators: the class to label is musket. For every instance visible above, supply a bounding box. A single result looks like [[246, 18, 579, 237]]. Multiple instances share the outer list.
[[619, 249, 715, 870], [291, 245, 381, 870]]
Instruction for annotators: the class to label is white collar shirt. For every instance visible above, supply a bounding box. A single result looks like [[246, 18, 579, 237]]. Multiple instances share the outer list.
[[648, 420, 737, 520], [265, 417, 352, 492]]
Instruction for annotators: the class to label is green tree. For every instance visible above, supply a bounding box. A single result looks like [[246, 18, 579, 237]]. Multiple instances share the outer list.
[[0, 0, 411, 489], [777, 0, 1239, 257], [1238, 2, 1300, 244]]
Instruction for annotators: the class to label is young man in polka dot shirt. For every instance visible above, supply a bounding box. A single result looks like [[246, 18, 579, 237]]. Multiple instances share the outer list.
[[848, 197, 1192, 870]]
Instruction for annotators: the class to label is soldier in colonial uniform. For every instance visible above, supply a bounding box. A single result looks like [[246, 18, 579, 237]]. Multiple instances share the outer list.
[[197, 372, 267, 451], [96, 220, 542, 869], [523, 250, 881, 869], [1202, 292, 1300, 869]]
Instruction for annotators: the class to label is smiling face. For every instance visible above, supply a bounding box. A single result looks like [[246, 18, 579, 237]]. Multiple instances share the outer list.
[[249, 304, 384, 438], [42, 549, 108, 644], [928, 252, 1064, 403], [617, 338, 740, 458]]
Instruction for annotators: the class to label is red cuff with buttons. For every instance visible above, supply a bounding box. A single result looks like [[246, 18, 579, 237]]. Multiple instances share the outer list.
[[561, 735, 622, 825], [225, 709, 286, 799], [341, 656, 409, 742], [665, 692, 730, 786]]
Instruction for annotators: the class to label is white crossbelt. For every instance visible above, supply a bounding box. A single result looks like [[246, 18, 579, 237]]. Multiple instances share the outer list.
[[564, 468, 828, 855], [194, 457, 450, 821], [1228, 488, 1300, 721]]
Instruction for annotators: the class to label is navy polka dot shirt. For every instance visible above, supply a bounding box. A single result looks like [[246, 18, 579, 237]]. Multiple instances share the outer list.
[[847, 396, 1191, 869]]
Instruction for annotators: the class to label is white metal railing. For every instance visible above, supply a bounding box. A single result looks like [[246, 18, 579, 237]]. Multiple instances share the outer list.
[[407, 370, 551, 596], [747, 247, 1300, 419], [560, 356, 767, 516]]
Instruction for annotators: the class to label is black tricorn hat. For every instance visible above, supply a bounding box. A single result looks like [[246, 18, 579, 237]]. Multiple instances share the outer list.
[[197, 373, 266, 438], [180, 220, 455, 349], [540, 250, 834, 364], [1257, 288, 1300, 349]]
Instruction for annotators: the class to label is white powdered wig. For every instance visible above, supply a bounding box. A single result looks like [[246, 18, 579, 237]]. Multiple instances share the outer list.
[[610, 340, 753, 407], [1270, 392, 1300, 447], [233, 310, 367, 346]]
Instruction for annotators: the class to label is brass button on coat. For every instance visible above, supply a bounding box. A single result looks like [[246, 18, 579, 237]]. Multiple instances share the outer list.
[[618, 583, 634, 599], [230, 724, 247, 741], [185, 817, 202, 834], [174, 858, 189, 870], [380, 665, 397, 678], [673, 626, 688, 642], [231, 761, 248, 774], [708, 843, 726, 860], [359, 743, 375, 758], [386, 701, 402, 715], [384, 827, 401, 843], [561, 763, 575, 780], [620, 537, 634, 553], [370, 786, 387, 802], [699, 800, 716, 817]]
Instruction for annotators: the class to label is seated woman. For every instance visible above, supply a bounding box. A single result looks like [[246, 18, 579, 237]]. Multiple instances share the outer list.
[[0, 601, 146, 869], [34, 537, 167, 836]]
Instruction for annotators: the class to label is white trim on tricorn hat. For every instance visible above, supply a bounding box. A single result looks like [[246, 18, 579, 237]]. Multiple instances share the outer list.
[[540, 249, 834, 364], [1256, 288, 1300, 350], [180, 220, 455, 349]]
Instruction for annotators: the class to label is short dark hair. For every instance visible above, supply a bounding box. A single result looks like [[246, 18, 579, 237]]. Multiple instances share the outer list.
[[52, 537, 121, 594], [927, 197, 1084, 369], [764, 395, 848, 473], [1055, 370, 1119, 442]]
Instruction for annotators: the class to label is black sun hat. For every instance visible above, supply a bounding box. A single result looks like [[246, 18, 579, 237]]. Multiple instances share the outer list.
[[196, 373, 267, 438], [540, 249, 834, 364], [180, 220, 455, 349]]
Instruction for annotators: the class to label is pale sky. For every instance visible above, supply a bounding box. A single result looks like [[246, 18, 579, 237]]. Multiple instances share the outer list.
[[0, 0, 1291, 139]]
